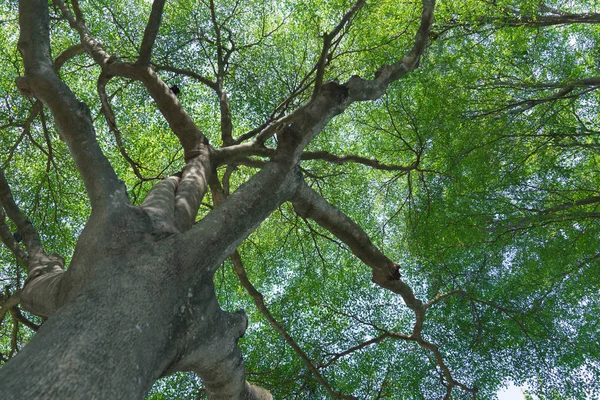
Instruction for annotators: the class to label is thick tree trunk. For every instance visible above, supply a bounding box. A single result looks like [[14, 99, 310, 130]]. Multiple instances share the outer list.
[[0, 202, 277, 399]]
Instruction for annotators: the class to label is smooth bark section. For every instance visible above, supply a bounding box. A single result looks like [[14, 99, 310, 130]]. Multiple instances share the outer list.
[[174, 156, 211, 232], [141, 176, 180, 233], [18, 0, 128, 212], [0, 273, 180, 399]]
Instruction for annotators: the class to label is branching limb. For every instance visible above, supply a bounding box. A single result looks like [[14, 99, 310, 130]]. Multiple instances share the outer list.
[[318, 333, 391, 369], [154, 64, 217, 90], [345, 0, 435, 102], [55, 0, 208, 158], [18, 0, 128, 211], [174, 156, 211, 232], [56, 0, 213, 227], [313, 0, 366, 99], [525, 195, 600, 214]]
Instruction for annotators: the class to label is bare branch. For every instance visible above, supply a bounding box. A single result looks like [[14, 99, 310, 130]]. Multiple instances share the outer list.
[[301, 150, 419, 172], [318, 333, 391, 369], [292, 181, 422, 310], [136, 0, 166, 66], [97, 73, 148, 181], [526, 195, 600, 214], [313, 0, 366, 99], [498, 12, 600, 27], [154, 64, 217, 91], [53, 43, 85, 71], [18, 0, 129, 211], [0, 168, 42, 260]]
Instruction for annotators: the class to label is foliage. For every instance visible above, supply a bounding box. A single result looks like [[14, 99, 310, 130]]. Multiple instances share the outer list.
[[1, 0, 599, 398]]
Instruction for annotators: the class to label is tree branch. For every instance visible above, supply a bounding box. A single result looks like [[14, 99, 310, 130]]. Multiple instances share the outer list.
[[301, 150, 419, 171], [97, 72, 147, 181], [56, 0, 213, 229], [18, 0, 129, 211], [0, 168, 42, 264], [313, 0, 366, 99], [345, 0, 436, 101], [292, 181, 422, 310], [136, 0, 166, 66]]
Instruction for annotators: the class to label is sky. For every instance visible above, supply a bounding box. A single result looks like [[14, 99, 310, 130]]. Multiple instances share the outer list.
[[498, 383, 526, 400]]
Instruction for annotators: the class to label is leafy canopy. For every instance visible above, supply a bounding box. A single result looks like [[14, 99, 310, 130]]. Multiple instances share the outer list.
[[0, 0, 599, 398]]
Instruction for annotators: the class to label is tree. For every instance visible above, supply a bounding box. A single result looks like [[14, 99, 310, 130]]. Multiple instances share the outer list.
[[0, 0, 598, 398]]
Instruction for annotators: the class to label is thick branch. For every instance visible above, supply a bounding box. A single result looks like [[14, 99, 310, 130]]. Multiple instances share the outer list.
[[18, 0, 128, 211], [55, 0, 208, 160], [301, 150, 418, 171], [502, 12, 600, 27], [527, 195, 600, 214], [292, 181, 422, 310], [154, 64, 217, 90], [53, 43, 85, 71], [179, 161, 301, 275], [136, 0, 166, 66]]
